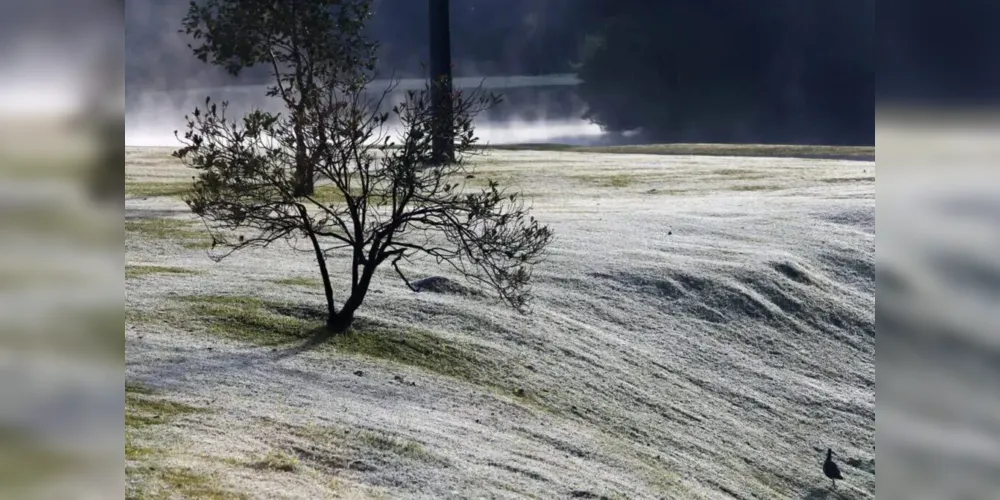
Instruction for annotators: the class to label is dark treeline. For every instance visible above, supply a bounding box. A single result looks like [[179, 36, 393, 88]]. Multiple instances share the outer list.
[[576, 0, 875, 145], [126, 0, 998, 146], [370, 0, 596, 76], [879, 0, 1000, 105]]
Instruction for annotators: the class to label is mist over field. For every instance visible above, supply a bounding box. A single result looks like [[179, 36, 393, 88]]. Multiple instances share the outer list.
[[124, 0, 606, 148], [122, 0, 878, 148]]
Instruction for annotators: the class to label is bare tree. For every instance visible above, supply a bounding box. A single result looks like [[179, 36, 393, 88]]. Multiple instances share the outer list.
[[174, 0, 554, 334]]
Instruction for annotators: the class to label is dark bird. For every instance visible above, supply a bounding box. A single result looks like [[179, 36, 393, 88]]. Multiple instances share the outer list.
[[823, 448, 844, 488]]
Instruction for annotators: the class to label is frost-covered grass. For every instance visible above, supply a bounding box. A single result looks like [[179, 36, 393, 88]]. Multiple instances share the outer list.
[[485, 142, 875, 161], [126, 383, 208, 429], [126, 145, 875, 499], [125, 383, 246, 499]]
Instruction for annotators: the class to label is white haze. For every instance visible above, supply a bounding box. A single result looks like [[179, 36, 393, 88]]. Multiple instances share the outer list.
[[125, 84, 607, 148], [125, 117, 604, 149]]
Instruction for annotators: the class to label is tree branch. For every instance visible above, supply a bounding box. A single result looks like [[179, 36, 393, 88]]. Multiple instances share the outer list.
[[392, 253, 418, 292]]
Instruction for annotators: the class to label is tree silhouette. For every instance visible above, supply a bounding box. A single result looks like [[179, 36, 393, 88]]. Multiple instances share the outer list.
[[174, 0, 554, 334]]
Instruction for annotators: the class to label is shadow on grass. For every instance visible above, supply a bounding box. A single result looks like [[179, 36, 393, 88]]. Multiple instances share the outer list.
[[265, 303, 495, 385], [171, 296, 531, 396], [176, 296, 316, 347], [149, 295, 546, 416]]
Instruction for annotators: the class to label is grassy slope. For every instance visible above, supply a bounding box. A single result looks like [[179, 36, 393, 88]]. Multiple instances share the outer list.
[[125, 147, 875, 499]]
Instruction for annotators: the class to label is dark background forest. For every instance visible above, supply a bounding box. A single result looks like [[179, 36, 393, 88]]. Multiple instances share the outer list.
[[125, 0, 994, 146]]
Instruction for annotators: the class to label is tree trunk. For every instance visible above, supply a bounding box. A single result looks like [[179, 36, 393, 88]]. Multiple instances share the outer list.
[[300, 205, 337, 331], [288, 4, 314, 198], [292, 134, 314, 196], [325, 262, 376, 335], [428, 0, 455, 164], [326, 308, 355, 334]]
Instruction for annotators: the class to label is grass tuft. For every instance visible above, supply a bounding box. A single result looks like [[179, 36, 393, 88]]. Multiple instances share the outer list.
[[152, 466, 248, 500], [288, 422, 437, 463], [570, 173, 640, 188], [125, 219, 212, 249], [312, 184, 391, 206], [728, 184, 783, 192], [459, 172, 524, 189], [126, 391, 207, 429], [126, 308, 154, 325], [311, 185, 349, 205], [287, 422, 350, 446], [358, 431, 431, 460], [126, 434, 152, 461], [127, 265, 201, 279], [821, 176, 875, 184], [606, 175, 633, 188], [125, 181, 193, 199], [710, 168, 769, 180], [126, 382, 155, 395], [270, 276, 321, 287], [247, 450, 300, 473]]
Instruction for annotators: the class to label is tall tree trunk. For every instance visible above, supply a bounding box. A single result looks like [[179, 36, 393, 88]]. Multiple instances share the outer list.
[[289, 0, 314, 197], [428, 0, 455, 164], [292, 116, 314, 197]]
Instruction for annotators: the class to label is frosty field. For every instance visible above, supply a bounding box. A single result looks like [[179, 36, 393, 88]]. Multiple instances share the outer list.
[[125, 146, 875, 499]]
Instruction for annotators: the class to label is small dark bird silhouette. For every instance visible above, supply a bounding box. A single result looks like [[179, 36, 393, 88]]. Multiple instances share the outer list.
[[823, 448, 844, 488]]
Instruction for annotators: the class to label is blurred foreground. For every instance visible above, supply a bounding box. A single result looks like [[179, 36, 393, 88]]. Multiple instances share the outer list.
[[0, 116, 123, 500], [877, 108, 1000, 500], [0, 1, 123, 497]]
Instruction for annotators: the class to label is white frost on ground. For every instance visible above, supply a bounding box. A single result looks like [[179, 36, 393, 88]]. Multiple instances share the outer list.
[[126, 147, 875, 499]]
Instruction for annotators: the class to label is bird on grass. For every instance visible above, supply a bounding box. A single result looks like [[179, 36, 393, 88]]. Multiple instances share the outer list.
[[823, 448, 844, 488]]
